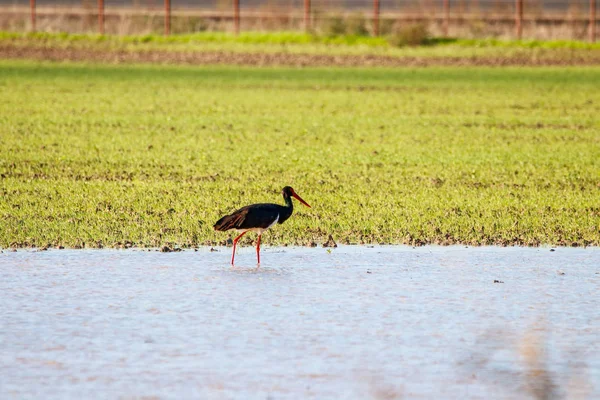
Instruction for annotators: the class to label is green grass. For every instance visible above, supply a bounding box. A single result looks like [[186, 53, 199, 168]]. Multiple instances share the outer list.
[[4, 31, 600, 49], [1, 60, 599, 248], [0, 31, 389, 47], [2, 31, 600, 59]]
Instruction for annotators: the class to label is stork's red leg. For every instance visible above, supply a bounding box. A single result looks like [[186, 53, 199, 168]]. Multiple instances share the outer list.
[[231, 231, 247, 265], [256, 234, 261, 265]]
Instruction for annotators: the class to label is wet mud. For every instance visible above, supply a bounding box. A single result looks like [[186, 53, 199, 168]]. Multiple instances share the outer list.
[[2, 44, 600, 67]]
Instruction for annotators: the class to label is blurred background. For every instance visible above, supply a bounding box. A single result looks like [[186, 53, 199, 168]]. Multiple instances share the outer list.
[[1, 0, 597, 41]]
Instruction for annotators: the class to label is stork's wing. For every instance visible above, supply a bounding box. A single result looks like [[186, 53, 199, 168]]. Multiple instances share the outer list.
[[213, 204, 280, 231]]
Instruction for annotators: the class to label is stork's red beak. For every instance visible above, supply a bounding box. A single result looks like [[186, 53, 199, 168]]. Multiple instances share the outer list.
[[292, 191, 311, 208]]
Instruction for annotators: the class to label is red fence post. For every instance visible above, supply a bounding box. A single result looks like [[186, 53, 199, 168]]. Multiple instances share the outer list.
[[515, 0, 523, 39], [98, 0, 104, 34], [373, 0, 380, 36], [591, 0, 597, 42], [443, 0, 449, 37], [30, 0, 36, 32], [304, 0, 311, 32], [165, 0, 171, 36], [234, 0, 240, 35]]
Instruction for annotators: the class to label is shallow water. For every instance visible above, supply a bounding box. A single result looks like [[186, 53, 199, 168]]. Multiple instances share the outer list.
[[1, 246, 598, 399]]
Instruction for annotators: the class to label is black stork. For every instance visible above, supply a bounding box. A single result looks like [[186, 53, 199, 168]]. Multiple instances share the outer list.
[[213, 186, 311, 265]]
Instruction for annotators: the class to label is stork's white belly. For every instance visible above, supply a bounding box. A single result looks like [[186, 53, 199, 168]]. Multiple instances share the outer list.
[[238, 214, 279, 235]]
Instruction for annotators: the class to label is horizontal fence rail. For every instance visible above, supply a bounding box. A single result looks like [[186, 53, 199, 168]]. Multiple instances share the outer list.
[[0, 1, 596, 42]]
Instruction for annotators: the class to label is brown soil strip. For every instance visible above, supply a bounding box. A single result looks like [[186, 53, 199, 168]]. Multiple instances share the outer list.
[[2, 45, 600, 67]]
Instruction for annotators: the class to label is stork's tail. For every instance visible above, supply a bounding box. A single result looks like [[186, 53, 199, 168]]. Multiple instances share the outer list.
[[213, 213, 243, 231]]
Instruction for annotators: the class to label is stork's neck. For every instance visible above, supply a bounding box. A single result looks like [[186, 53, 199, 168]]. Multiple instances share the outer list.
[[283, 194, 294, 210], [278, 194, 294, 224]]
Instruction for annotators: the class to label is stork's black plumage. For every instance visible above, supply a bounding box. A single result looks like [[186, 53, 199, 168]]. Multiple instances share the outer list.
[[214, 186, 311, 265]]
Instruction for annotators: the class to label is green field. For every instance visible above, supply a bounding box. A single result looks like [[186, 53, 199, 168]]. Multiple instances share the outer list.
[[1, 60, 599, 248]]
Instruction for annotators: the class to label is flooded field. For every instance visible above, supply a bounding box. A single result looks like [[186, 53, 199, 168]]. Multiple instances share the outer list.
[[1, 246, 598, 399]]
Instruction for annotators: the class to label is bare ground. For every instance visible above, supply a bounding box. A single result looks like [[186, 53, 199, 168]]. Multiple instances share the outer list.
[[2, 44, 600, 67]]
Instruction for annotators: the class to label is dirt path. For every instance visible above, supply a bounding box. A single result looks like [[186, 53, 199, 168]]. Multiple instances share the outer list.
[[2, 44, 600, 67]]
